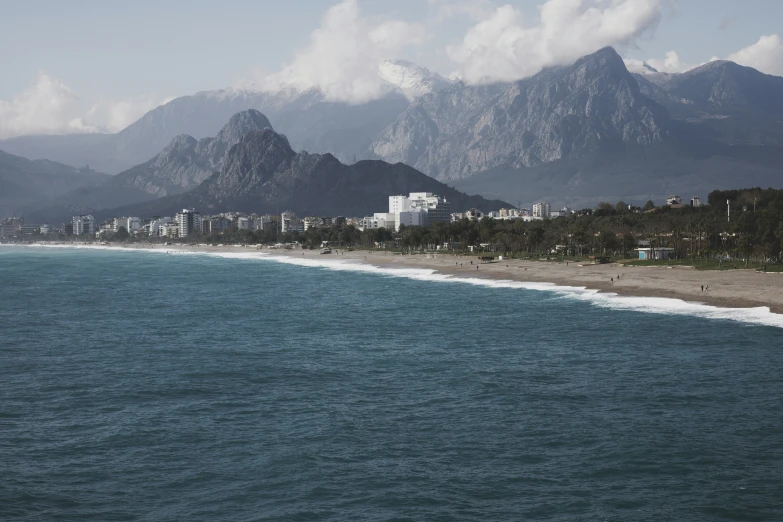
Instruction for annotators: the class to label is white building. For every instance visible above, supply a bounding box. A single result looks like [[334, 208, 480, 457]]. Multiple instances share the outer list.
[[175, 209, 201, 237], [361, 213, 396, 230], [159, 223, 179, 238], [237, 216, 252, 230], [690, 196, 702, 207], [253, 215, 272, 231], [532, 202, 551, 219], [667, 195, 683, 206], [303, 216, 322, 231], [72, 215, 95, 236], [149, 217, 174, 237]]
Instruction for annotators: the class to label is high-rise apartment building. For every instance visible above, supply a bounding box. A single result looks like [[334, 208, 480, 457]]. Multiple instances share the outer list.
[[72, 215, 96, 236], [175, 209, 201, 237]]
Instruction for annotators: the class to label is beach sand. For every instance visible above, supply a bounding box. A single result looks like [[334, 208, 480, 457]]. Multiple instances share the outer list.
[[280, 248, 783, 314], [17, 242, 783, 315]]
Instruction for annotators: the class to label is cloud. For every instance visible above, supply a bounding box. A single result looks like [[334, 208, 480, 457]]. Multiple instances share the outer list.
[[727, 34, 783, 76], [428, 0, 492, 21], [259, 0, 426, 104], [646, 50, 693, 73], [634, 34, 783, 77], [0, 72, 98, 140], [86, 96, 176, 133], [446, 0, 665, 84], [0, 72, 171, 139]]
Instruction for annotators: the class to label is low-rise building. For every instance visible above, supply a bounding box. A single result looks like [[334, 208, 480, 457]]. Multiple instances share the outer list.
[[281, 211, 304, 233], [149, 217, 174, 237], [0, 218, 23, 237], [635, 247, 675, 260]]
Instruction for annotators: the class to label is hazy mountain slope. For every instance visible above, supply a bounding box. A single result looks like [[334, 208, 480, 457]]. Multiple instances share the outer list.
[[452, 136, 783, 208], [98, 128, 508, 220], [0, 62, 451, 174], [633, 61, 783, 145], [370, 47, 670, 181], [24, 110, 274, 223], [0, 150, 108, 218]]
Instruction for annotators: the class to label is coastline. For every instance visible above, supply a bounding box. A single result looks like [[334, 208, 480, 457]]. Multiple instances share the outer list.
[[6, 241, 783, 320]]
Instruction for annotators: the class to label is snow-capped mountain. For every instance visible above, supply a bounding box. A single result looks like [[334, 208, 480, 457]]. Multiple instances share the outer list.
[[623, 59, 660, 75], [377, 60, 455, 100]]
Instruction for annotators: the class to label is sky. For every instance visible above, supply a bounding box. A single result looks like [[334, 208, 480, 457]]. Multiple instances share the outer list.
[[1, 0, 782, 139]]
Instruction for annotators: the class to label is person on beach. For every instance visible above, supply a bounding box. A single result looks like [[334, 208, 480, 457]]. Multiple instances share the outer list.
[[611, 277, 614, 283], [701, 285, 704, 292]]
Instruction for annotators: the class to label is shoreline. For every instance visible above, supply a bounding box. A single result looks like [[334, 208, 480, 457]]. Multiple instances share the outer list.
[[6, 241, 783, 320]]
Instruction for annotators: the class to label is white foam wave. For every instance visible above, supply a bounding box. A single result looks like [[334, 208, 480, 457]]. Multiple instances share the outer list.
[[6, 243, 783, 329]]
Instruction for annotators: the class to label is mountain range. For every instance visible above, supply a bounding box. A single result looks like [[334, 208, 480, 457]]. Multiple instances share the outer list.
[[3, 47, 783, 218], [90, 127, 507, 222], [0, 151, 107, 218], [0, 61, 452, 175], [23, 110, 275, 222]]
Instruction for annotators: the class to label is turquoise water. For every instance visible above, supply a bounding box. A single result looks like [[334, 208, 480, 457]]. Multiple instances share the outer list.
[[1, 245, 782, 520]]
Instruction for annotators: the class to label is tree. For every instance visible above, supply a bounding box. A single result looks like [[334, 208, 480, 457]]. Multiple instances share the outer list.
[[116, 226, 130, 241], [642, 200, 656, 212]]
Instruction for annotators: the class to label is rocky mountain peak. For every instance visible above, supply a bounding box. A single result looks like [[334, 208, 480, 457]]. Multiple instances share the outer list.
[[215, 109, 274, 145], [162, 134, 198, 153], [208, 129, 297, 197], [370, 46, 668, 181]]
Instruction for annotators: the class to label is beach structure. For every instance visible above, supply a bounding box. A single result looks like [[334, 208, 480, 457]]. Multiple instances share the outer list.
[[635, 247, 675, 260]]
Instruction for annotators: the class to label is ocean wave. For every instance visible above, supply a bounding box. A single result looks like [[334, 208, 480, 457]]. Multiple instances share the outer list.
[[7, 243, 783, 329]]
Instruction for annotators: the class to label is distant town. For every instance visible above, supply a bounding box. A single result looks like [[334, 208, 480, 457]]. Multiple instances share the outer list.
[[7, 188, 777, 269], [3, 191, 587, 240]]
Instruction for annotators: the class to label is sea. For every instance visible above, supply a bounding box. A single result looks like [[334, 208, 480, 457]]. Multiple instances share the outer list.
[[1, 245, 782, 521]]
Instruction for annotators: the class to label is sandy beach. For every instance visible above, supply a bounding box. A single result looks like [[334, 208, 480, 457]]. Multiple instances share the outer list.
[[81, 242, 783, 315]]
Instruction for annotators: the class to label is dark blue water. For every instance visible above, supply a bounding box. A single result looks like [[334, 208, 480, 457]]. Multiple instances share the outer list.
[[2, 246, 782, 521]]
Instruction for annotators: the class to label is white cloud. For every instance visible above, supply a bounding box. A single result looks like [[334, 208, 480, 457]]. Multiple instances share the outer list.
[[86, 96, 176, 133], [428, 0, 492, 21], [0, 72, 98, 140], [630, 34, 783, 77], [727, 34, 783, 76], [0, 72, 172, 139], [259, 0, 426, 104], [446, 0, 665, 84], [646, 50, 693, 73]]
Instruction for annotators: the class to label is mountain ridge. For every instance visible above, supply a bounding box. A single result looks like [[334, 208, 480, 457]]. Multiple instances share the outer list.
[[93, 128, 509, 221]]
